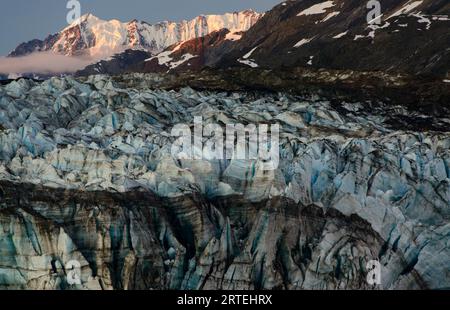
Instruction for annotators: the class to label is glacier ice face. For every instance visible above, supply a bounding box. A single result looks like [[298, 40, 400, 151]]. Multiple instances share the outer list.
[[0, 75, 449, 290]]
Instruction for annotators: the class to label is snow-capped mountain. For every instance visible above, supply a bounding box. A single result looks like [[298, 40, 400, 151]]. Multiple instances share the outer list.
[[75, 0, 450, 80], [9, 10, 262, 59]]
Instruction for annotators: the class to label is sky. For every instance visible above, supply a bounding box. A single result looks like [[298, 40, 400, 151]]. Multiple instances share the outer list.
[[0, 0, 282, 56]]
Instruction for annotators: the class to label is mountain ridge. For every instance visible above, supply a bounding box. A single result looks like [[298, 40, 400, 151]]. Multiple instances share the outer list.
[[215, 0, 450, 77], [8, 10, 262, 60], [75, 0, 450, 80]]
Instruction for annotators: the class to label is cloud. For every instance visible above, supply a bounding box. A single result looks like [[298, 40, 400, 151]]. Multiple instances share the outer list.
[[0, 52, 94, 75]]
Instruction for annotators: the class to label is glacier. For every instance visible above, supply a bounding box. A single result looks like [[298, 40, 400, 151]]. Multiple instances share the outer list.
[[0, 75, 449, 289]]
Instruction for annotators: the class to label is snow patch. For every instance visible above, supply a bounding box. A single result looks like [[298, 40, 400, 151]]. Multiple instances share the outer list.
[[146, 51, 172, 65], [237, 59, 259, 68], [353, 21, 390, 41], [225, 32, 242, 41], [298, 1, 335, 16], [168, 54, 198, 69], [145, 43, 182, 65], [411, 12, 432, 30], [145, 44, 197, 70], [7, 73, 22, 79], [294, 38, 314, 48], [368, 22, 390, 39], [238, 46, 259, 67], [333, 31, 348, 39], [431, 15, 450, 21], [237, 46, 259, 67], [243, 46, 258, 59], [322, 11, 340, 22], [354, 34, 366, 41], [387, 1, 423, 19]]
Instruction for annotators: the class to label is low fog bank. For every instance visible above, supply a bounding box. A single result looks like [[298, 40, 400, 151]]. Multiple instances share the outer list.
[[0, 52, 95, 75]]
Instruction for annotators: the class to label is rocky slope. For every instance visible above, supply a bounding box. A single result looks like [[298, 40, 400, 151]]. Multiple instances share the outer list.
[[0, 75, 449, 289], [216, 0, 450, 78]]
